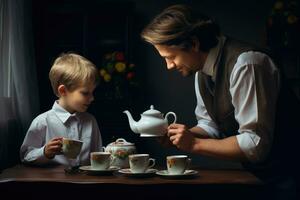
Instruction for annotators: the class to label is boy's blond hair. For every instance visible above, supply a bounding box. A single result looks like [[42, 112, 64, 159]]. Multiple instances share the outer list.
[[49, 53, 99, 97]]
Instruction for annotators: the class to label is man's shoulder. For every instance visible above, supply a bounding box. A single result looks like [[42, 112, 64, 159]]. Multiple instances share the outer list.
[[225, 37, 271, 56], [222, 37, 276, 71], [236, 51, 274, 66], [78, 112, 97, 122]]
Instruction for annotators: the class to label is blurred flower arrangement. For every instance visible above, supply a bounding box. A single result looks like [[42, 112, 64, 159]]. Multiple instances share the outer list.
[[99, 51, 139, 100], [266, 0, 300, 49]]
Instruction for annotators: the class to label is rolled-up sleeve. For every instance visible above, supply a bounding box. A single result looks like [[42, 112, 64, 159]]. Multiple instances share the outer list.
[[230, 52, 280, 163]]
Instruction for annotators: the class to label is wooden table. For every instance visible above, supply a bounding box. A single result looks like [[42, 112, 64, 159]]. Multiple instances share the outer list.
[[0, 165, 266, 200]]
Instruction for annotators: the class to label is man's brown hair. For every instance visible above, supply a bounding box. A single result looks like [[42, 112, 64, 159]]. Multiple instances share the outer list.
[[141, 4, 220, 52]]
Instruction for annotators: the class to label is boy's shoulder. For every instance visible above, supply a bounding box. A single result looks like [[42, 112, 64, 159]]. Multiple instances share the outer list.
[[30, 109, 53, 128]]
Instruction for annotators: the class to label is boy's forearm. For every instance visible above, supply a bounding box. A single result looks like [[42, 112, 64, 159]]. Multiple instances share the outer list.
[[21, 146, 51, 164]]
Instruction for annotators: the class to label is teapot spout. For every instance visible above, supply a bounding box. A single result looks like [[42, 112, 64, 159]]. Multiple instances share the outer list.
[[123, 110, 139, 133]]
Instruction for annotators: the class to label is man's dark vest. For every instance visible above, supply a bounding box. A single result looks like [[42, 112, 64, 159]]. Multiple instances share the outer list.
[[198, 38, 299, 181]]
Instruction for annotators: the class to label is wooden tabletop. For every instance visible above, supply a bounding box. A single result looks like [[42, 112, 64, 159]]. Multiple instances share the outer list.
[[0, 165, 269, 200], [0, 164, 262, 185]]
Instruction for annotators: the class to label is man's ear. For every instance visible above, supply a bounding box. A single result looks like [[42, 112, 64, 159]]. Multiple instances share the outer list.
[[191, 37, 200, 52], [57, 84, 67, 96]]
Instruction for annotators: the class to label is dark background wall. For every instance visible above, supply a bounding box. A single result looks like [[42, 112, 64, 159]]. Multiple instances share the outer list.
[[30, 0, 275, 168]]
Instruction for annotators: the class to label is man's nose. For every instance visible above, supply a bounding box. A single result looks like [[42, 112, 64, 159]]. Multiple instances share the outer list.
[[166, 62, 175, 70]]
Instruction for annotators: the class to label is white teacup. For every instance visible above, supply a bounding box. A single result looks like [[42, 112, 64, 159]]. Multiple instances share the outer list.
[[167, 155, 191, 175], [62, 138, 83, 159], [129, 154, 155, 173], [90, 152, 112, 170]]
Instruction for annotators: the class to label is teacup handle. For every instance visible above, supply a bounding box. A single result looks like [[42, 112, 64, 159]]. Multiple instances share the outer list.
[[165, 112, 177, 124], [110, 156, 116, 167], [147, 158, 156, 169], [100, 146, 106, 152], [185, 158, 192, 171]]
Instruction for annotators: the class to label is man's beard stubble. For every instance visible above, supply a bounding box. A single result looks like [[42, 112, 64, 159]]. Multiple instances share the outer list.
[[181, 63, 200, 77]]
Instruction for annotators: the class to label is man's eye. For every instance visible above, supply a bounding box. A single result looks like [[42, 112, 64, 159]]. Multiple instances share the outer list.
[[81, 91, 89, 96], [166, 56, 174, 61]]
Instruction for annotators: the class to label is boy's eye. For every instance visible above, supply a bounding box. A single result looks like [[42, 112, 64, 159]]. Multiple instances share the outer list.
[[81, 91, 89, 96]]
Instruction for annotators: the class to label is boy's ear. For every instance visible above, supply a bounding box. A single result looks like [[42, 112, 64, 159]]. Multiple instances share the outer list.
[[57, 84, 67, 96]]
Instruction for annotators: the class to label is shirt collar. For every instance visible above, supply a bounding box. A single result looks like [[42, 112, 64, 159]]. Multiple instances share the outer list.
[[202, 35, 226, 80], [52, 101, 80, 124]]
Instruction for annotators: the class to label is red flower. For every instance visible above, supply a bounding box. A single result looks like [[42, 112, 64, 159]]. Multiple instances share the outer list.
[[126, 72, 135, 80], [267, 17, 273, 27], [115, 52, 125, 61]]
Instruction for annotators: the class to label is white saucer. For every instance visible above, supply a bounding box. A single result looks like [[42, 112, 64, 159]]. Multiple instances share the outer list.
[[79, 166, 120, 175], [156, 170, 198, 178], [140, 134, 164, 137], [118, 168, 157, 177]]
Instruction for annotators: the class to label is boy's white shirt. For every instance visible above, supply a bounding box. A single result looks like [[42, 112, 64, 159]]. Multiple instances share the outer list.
[[20, 101, 102, 165]]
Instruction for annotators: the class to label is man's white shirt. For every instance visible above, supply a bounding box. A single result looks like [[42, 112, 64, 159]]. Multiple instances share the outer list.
[[195, 36, 280, 162]]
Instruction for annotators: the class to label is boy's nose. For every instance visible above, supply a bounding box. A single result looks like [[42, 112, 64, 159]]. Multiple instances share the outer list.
[[90, 95, 94, 102]]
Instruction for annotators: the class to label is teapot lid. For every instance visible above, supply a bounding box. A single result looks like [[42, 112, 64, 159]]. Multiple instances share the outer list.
[[142, 105, 162, 116], [107, 138, 134, 147]]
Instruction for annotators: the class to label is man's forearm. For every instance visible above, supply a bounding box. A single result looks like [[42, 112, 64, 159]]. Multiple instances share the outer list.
[[189, 126, 210, 138], [191, 136, 248, 162]]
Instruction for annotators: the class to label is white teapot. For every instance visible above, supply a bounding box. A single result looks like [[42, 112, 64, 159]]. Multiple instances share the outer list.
[[123, 105, 177, 137], [104, 138, 136, 168]]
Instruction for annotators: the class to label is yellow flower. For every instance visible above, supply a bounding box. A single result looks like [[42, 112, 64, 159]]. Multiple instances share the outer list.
[[100, 69, 107, 76], [103, 74, 111, 82], [287, 15, 298, 24], [115, 62, 126, 72], [274, 1, 284, 10]]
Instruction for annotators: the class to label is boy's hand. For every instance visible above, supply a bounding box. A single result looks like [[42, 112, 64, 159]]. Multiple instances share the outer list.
[[44, 137, 63, 159]]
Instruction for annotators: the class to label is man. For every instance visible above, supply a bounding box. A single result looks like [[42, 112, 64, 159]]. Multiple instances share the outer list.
[[141, 4, 298, 198]]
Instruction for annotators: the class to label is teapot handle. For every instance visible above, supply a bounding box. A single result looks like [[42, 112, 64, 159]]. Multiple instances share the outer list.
[[165, 112, 177, 124]]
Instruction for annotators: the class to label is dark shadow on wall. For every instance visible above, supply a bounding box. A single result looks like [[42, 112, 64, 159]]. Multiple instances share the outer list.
[[0, 119, 23, 171], [0, 98, 23, 171]]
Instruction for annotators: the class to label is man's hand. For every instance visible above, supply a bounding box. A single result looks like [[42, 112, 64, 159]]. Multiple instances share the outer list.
[[167, 123, 196, 152], [157, 134, 174, 148], [44, 137, 63, 159]]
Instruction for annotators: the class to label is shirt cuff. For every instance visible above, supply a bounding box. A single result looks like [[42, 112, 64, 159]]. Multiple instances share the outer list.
[[196, 120, 220, 138], [24, 146, 51, 164], [236, 132, 261, 162]]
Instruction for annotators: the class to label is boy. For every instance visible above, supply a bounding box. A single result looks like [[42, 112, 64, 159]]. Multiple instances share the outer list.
[[20, 53, 102, 166]]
